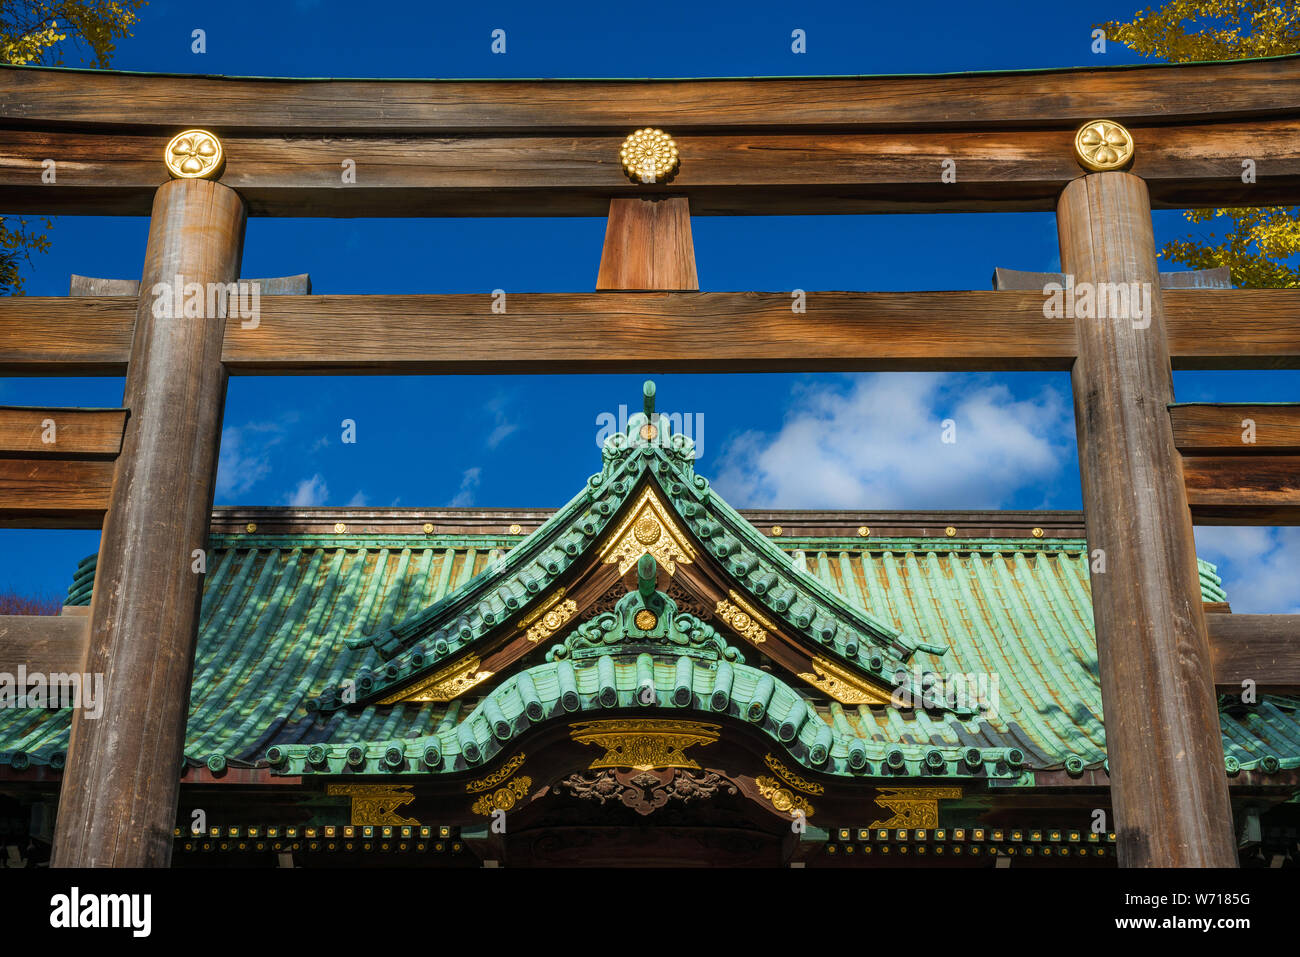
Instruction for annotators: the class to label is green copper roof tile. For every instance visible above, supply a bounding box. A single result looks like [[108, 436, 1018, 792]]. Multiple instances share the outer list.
[[2, 385, 1292, 779]]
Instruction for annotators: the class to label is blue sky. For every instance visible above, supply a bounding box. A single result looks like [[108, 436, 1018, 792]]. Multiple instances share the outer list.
[[2, 0, 1297, 611]]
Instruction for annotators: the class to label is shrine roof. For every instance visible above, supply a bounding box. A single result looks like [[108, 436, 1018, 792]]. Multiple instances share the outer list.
[[0, 382, 1293, 782], [4, 511, 1293, 781]]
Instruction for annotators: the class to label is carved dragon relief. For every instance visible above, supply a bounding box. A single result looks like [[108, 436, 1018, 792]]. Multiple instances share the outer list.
[[554, 767, 739, 816]]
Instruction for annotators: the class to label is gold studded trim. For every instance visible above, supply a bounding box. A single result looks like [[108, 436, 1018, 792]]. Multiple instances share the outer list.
[[797, 656, 894, 706], [377, 655, 493, 704]]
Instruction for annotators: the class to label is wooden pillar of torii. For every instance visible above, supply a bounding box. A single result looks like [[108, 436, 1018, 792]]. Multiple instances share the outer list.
[[1056, 122, 1236, 867], [52, 135, 246, 867]]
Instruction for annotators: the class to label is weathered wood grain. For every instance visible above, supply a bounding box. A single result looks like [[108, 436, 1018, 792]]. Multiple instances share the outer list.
[[3, 290, 1297, 375], [4, 57, 1298, 133], [0, 457, 114, 526], [52, 178, 246, 869], [1183, 455, 1300, 524], [1171, 404, 1300, 454], [69, 273, 311, 297], [0, 615, 89, 675], [1058, 171, 1235, 868], [1208, 615, 1300, 695], [597, 197, 698, 290], [0, 407, 126, 458], [1, 118, 1298, 216]]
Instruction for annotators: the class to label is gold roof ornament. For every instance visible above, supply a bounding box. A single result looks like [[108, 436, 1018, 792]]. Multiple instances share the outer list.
[[620, 128, 680, 183], [598, 485, 696, 575], [1073, 120, 1134, 172], [165, 129, 224, 179], [570, 719, 720, 771]]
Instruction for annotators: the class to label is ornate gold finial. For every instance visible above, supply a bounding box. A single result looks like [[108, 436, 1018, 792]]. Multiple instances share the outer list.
[[1073, 120, 1134, 172], [1032, 527, 1045, 538], [857, 526, 871, 538], [165, 129, 224, 179], [620, 128, 679, 183]]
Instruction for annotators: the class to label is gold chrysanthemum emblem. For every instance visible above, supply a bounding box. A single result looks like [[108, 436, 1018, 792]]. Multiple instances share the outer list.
[[620, 128, 679, 183], [1074, 120, 1134, 172], [633, 516, 662, 545], [165, 129, 224, 179], [634, 609, 658, 631]]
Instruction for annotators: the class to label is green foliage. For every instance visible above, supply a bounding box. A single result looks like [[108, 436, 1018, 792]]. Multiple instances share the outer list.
[[0, 2, 146, 294], [1097, 2, 1300, 288]]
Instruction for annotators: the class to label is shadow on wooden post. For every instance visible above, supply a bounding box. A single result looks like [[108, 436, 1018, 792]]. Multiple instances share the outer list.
[[51, 177, 247, 868]]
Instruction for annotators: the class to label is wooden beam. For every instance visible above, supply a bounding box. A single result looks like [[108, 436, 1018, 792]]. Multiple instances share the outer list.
[[0, 407, 126, 458], [0, 457, 114, 527], [1, 290, 1297, 376], [1172, 403, 1300, 454], [1209, 615, 1300, 695], [597, 197, 698, 291], [1183, 455, 1300, 524], [53, 178, 246, 869], [2, 119, 1297, 216], [0, 615, 88, 675], [69, 273, 311, 296], [1058, 171, 1235, 867], [4, 57, 1298, 133]]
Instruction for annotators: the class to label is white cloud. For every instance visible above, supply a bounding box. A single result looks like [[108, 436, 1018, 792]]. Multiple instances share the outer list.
[[286, 474, 329, 507], [449, 467, 482, 507], [1194, 526, 1300, 614], [484, 394, 518, 450], [712, 373, 1073, 509], [346, 490, 368, 507], [216, 418, 294, 499]]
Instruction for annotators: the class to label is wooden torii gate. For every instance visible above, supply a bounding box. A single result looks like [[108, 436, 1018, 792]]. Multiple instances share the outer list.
[[1, 57, 1299, 868]]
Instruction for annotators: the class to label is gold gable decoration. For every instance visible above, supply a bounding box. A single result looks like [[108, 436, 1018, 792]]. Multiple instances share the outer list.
[[798, 656, 894, 706], [570, 719, 720, 771], [377, 655, 493, 704], [598, 486, 696, 575]]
